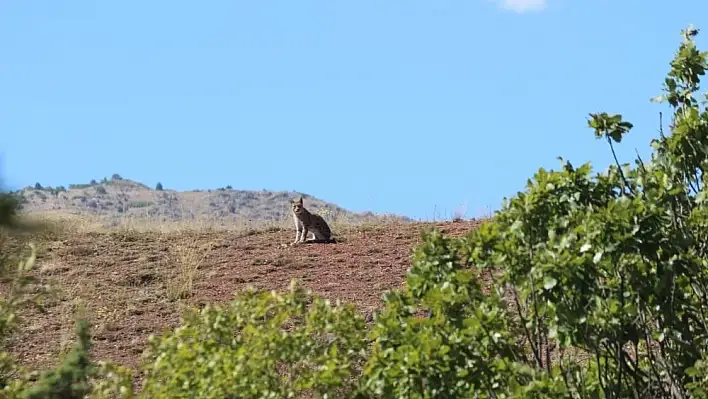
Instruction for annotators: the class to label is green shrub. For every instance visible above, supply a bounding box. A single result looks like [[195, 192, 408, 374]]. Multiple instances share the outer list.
[[0, 193, 19, 227], [141, 281, 367, 398], [128, 201, 151, 209], [68, 184, 92, 190], [360, 230, 532, 397], [451, 26, 708, 397]]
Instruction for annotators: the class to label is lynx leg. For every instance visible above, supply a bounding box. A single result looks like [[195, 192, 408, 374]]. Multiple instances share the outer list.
[[291, 221, 302, 246]]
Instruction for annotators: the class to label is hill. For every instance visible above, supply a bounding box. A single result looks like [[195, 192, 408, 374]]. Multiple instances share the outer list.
[[4, 176, 460, 389], [15, 175, 411, 229], [4, 219, 482, 386]]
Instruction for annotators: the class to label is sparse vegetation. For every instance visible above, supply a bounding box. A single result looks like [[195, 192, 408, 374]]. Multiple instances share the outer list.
[[68, 184, 92, 190], [128, 200, 151, 209], [165, 243, 212, 301], [1, 25, 706, 399], [155, 182, 163, 191]]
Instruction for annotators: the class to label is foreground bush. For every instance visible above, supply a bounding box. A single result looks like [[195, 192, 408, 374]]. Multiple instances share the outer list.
[[140, 282, 368, 398], [2, 25, 708, 398]]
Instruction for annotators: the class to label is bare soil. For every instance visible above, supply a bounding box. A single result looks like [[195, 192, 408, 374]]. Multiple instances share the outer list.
[[3, 220, 482, 379]]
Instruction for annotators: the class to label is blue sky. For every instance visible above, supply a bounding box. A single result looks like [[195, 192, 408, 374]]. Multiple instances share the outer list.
[[1, 1, 706, 220]]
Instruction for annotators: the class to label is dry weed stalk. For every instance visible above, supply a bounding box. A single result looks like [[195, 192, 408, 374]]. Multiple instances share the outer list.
[[166, 242, 213, 301]]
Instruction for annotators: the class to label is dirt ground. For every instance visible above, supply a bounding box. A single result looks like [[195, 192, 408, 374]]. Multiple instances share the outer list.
[[3, 220, 482, 378]]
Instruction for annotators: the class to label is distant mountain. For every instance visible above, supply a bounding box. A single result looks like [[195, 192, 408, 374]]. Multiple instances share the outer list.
[[14, 175, 411, 227]]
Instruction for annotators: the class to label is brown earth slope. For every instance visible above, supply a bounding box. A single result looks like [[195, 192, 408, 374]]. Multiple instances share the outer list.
[[4, 219, 481, 376]]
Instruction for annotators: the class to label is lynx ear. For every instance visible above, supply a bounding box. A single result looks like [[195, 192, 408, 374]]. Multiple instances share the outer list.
[[296, 196, 304, 205]]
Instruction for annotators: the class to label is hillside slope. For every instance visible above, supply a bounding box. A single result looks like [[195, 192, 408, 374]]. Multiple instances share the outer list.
[[16, 176, 411, 227], [6, 220, 481, 379]]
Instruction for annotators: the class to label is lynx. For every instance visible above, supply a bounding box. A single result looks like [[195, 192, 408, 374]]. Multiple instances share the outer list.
[[290, 197, 335, 245]]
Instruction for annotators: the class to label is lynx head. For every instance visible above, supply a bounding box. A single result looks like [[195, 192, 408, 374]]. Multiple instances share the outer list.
[[291, 196, 305, 215]]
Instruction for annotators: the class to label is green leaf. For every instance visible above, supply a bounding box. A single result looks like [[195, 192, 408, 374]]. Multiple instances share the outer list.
[[543, 277, 558, 290], [592, 251, 603, 263]]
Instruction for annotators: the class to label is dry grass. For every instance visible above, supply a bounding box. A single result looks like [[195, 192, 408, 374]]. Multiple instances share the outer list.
[[17, 180, 414, 234], [18, 208, 409, 239], [166, 242, 213, 301]]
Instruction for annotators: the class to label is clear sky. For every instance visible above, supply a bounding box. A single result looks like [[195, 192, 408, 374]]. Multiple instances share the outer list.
[[1, 1, 706, 220]]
